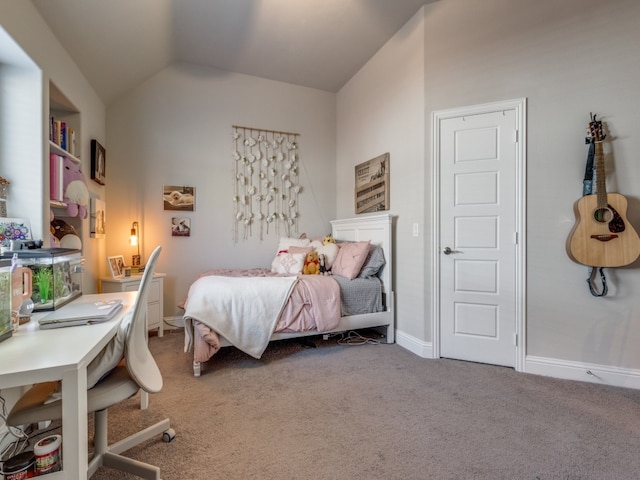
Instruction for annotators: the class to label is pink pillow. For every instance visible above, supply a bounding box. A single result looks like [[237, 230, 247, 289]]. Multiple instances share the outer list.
[[288, 246, 313, 256], [332, 241, 371, 280]]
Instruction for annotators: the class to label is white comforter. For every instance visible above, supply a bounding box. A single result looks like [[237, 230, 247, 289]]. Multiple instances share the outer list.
[[183, 275, 298, 359]]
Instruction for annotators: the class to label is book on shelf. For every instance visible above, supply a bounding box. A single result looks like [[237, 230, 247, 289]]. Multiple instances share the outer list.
[[60, 122, 67, 151], [68, 127, 76, 156], [49, 154, 64, 202]]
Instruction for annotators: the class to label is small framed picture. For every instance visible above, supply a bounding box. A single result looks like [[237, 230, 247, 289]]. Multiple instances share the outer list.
[[107, 255, 126, 279], [171, 217, 191, 237], [91, 140, 106, 185], [163, 185, 195, 211]]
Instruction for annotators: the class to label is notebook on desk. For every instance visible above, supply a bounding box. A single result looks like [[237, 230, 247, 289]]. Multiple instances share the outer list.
[[38, 299, 124, 329]]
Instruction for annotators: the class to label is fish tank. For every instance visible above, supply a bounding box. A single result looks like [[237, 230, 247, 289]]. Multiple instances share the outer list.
[[0, 259, 12, 342], [1, 248, 83, 311]]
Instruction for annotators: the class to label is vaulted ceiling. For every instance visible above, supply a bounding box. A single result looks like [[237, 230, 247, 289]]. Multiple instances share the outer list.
[[32, 0, 435, 106]]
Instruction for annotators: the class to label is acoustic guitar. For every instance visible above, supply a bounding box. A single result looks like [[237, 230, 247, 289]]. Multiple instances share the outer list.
[[567, 114, 640, 267]]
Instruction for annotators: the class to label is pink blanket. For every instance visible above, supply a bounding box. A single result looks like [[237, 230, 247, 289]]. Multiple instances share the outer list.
[[183, 269, 341, 362]]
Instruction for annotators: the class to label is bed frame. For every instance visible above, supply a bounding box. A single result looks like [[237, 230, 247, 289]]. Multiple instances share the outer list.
[[192, 213, 395, 376]]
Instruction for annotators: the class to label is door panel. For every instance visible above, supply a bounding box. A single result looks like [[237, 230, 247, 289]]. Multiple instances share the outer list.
[[440, 110, 517, 367]]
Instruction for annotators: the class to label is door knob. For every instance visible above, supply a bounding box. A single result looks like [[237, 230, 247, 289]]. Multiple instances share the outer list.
[[443, 246, 457, 255]]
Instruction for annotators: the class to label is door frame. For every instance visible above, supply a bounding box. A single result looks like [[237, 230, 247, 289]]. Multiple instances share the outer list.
[[430, 98, 527, 371]]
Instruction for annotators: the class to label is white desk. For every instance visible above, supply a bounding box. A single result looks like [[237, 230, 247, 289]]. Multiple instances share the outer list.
[[0, 291, 137, 480]]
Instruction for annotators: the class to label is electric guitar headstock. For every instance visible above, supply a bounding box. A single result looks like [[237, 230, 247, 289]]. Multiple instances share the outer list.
[[586, 112, 606, 144]]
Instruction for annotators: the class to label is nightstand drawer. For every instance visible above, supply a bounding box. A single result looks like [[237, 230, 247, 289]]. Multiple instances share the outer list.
[[148, 280, 160, 303]]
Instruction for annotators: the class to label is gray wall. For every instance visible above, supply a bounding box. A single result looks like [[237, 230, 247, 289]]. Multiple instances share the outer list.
[[424, 0, 640, 376]]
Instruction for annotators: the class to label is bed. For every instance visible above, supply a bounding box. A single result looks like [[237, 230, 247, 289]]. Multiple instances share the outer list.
[[182, 213, 395, 376]]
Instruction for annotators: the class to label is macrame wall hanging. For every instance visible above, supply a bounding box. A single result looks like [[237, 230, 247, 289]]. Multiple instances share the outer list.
[[232, 125, 302, 242]]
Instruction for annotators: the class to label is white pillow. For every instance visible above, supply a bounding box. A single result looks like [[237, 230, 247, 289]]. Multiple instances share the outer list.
[[273, 252, 305, 274], [310, 240, 339, 268], [277, 237, 310, 252]]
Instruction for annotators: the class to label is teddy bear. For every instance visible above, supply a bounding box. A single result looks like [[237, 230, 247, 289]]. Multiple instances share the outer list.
[[63, 157, 89, 218], [303, 250, 320, 275]]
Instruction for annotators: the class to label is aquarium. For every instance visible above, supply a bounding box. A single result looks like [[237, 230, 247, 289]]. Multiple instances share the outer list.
[[1, 249, 83, 311], [0, 259, 12, 342]]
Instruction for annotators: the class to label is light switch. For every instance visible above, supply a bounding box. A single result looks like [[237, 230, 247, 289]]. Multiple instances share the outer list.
[[412, 223, 419, 237]]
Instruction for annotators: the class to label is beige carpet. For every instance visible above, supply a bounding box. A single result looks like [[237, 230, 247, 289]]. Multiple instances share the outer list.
[[79, 329, 640, 479]]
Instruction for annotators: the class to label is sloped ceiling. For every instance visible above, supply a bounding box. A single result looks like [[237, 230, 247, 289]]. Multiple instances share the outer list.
[[32, 0, 434, 106]]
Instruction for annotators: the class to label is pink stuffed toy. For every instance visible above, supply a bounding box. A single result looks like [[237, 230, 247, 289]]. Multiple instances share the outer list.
[[63, 157, 89, 218]]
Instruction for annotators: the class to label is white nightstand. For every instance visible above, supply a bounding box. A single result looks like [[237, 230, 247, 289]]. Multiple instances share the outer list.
[[99, 273, 166, 336]]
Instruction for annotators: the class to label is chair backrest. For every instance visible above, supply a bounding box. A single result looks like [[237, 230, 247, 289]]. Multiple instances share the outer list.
[[125, 245, 163, 393]]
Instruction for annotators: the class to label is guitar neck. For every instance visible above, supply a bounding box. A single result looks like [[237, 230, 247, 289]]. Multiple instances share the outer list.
[[594, 140, 607, 206]]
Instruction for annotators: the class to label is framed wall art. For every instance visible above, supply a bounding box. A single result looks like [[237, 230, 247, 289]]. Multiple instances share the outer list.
[[91, 140, 106, 185], [354, 152, 390, 214], [163, 185, 195, 211], [171, 217, 191, 237], [90, 198, 106, 238]]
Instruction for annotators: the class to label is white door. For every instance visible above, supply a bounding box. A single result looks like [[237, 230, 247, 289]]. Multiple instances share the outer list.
[[438, 107, 519, 367]]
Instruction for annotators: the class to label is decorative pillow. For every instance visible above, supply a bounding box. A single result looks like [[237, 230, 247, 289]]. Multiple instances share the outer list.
[[271, 238, 311, 272], [357, 245, 386, 278], [277, 237, 310, 252], [288, 246, 313, 256], [273, 252, 305, 274], [332, 241, 371, 280], [310, 240, 339, 268]]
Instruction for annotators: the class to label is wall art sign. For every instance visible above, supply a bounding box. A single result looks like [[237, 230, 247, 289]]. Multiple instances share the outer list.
[[355, 152, 389, 214]]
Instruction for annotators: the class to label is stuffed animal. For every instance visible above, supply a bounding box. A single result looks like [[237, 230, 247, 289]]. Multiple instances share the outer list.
[[63, 157, 89, 218], [318, 253, 331, 276], [49, 210, 60, 247], [309, 238, 339, 270], [323, 234, 335, 245], [51, 216, 82, 250], [303, 250, 320, 275]]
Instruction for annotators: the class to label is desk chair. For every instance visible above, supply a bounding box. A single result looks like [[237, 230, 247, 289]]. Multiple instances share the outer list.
[[7, 245, 174, 479]]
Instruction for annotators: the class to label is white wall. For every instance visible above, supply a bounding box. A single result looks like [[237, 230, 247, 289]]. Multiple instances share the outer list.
[[337, 10, 426, 343], [106, 63, 337, 317], [0, 1, 107, 293], [421, 0, 640, 376]]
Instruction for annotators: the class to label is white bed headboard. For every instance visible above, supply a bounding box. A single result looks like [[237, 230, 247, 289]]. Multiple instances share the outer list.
[[330, 213, 394, 303]]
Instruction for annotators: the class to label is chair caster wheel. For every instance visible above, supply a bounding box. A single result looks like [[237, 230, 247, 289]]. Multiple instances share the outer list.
[[162, 428, 176, 442]]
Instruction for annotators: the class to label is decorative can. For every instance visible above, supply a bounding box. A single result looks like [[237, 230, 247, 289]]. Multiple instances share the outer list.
[[2, 450, 35, 479], [34, 434, 62, 474]]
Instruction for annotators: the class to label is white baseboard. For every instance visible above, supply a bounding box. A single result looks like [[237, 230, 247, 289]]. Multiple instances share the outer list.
[[525, 355, 640, 390], [392, 331, 640, 390], [395, 329, 433, 358]]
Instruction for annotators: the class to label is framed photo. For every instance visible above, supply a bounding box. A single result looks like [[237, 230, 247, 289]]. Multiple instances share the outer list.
[[91, 140, 106, 185], [90, 198, 106, 238], [163, 185, 195, 211], [107, 255, 126, 279], [355, 152, 390, 214], [171, 217, 191, 237]]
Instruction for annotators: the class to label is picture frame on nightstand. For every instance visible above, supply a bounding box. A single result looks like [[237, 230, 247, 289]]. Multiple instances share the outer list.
[[107, 255, 125, 279]]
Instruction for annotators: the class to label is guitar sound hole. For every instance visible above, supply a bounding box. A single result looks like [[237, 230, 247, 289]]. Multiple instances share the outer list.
[[593, 207, 613, 223]]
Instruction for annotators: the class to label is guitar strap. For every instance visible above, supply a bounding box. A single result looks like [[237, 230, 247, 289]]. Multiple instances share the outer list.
[[582, 140, 595, 196], [582, 140, 607, 296], [587, 266, 608, 297]]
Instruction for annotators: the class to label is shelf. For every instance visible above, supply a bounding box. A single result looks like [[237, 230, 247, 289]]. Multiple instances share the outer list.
[[49, 140, 80, 165]]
